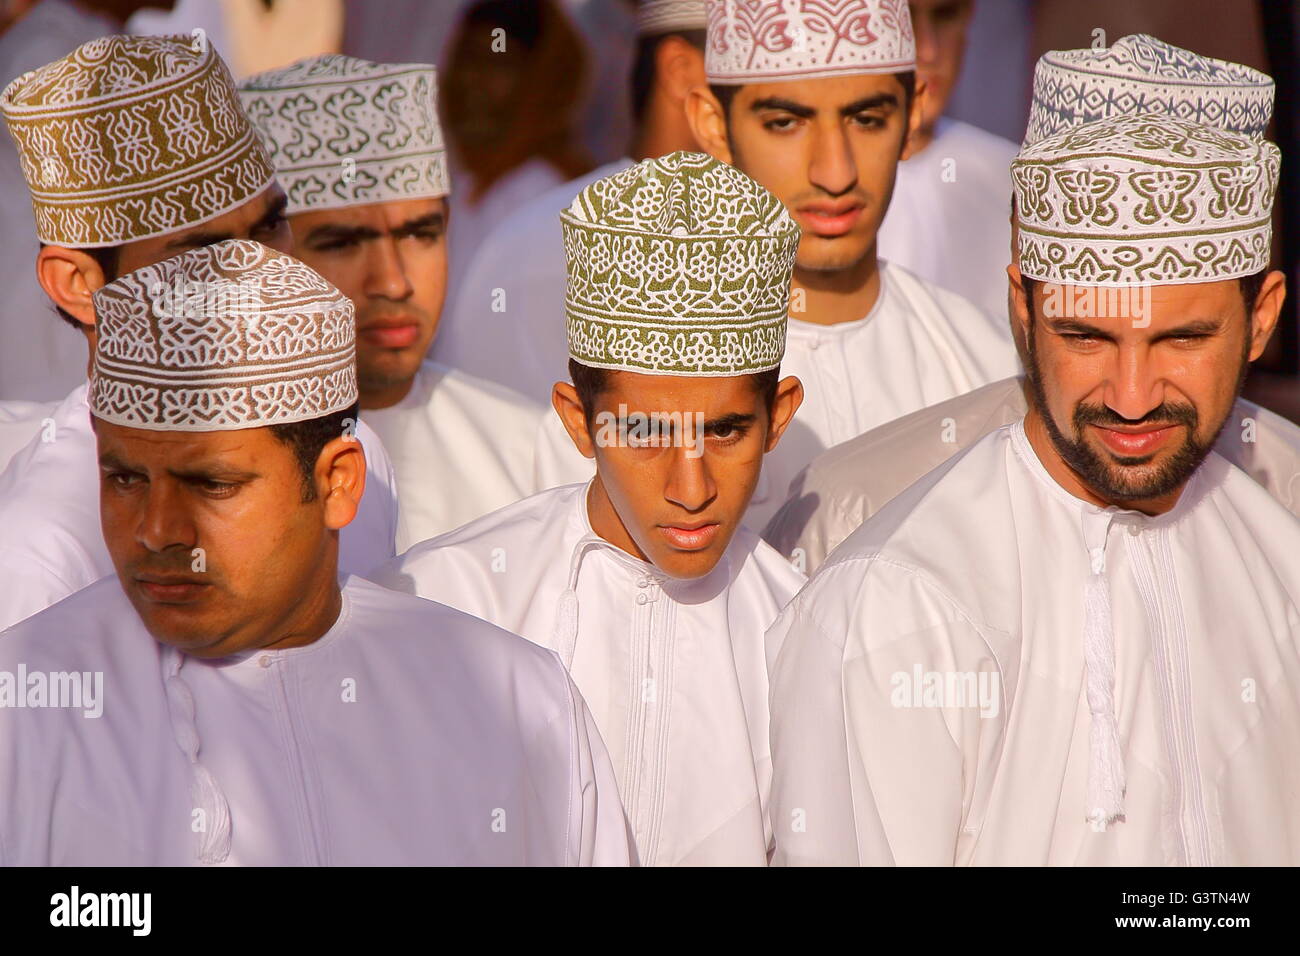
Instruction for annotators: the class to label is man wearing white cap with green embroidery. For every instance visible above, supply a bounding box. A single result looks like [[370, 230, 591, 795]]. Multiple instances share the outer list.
[[0, 36, 400, 632], [240, 54, 542, 548], [376, 152, 808, 866], [768, 111, 1300, 865], [765, 35, 1300, 574], [0, 239, 630, 866], [674, 0, 1019, 529]]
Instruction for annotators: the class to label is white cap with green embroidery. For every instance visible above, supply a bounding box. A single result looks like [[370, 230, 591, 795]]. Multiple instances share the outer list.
[[1013, 113, 1279, 287], [561, 150, 799, 375]]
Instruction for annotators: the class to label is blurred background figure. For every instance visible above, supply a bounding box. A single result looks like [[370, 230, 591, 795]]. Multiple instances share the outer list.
[[440, 0, 594, 292], [877, 0, 1021, 319]]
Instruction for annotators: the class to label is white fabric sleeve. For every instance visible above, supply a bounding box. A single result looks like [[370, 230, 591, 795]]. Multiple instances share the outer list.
[[567, 672, 635, 867]]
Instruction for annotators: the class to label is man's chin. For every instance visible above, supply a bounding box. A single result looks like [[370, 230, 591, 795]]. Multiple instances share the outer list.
[[795, 237, 873, 274], [1079, 436, 1201, 502]]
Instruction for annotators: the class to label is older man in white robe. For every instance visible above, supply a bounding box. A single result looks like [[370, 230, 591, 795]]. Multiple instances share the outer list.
[[768, 113, 1300, 866], [0, 240, 630, 866], [764, 34, 1292, 572], [0, 35, 400, 631], [376, 153, 808, 866]]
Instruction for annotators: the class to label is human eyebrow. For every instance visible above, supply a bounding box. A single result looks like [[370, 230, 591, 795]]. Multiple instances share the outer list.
[[1156, 318, 1224, 337], [703, 412, 758, 432], [749, 96, 815, 119], [390, 211, 446, 238], [839, 93, 899, 116], [166, 463, 261, 483], [303, 223, 384, 245], [1045, 319, 1113, 338], [251, 193, 289, 232], [165, 228, 234, 251], [98, 451, 140, 473]]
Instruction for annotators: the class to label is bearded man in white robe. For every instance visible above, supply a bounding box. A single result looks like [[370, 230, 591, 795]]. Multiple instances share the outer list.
[[768, 113, 1300, 866], [764, 34, 1293, 573]]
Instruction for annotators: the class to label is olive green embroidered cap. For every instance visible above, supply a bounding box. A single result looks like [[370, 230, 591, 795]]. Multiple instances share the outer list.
[[561, 150, 800, 375]]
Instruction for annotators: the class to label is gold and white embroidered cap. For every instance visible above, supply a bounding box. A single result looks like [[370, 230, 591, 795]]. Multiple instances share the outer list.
[[705, 0, 915, 84], [239, 54, 449, 216], [1, 34, 275, 248], [90, 239, 357, 431]]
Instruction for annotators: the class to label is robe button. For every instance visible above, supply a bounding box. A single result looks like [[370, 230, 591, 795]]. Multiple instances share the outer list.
[[1127, 523, 1141, 537], [808, 339, 820, 351], [637, 577, 649, 588], [635, 593, 648, 606], [258, 655, 273, 668]]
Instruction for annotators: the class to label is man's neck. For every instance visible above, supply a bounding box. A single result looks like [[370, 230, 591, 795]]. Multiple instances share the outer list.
[[259, 577, 344, 653], [790, 246, 882, 326], [360, 375, 416, 411], [908, 120, 937, 157], [630, 99, 698, 163], [1022, 406, 1186, 516], [584, 478, 649, 563]]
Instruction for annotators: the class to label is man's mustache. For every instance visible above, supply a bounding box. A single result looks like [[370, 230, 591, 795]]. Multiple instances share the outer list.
[[1073, 401, 1199, 431]]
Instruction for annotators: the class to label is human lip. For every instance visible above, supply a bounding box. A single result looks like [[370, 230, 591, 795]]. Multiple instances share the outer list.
[[359, 318, 420, 348], [658, 522, 720, 551], [1090, 423, 1181, 457], [135, 574, 211, 604], [796, 201, 864, 237]]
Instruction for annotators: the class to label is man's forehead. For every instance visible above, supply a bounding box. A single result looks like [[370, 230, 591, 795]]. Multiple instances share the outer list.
[[1034, 279, 1243, 329], [291, 195, 446, 231], [95, 420, 265, 460], [599, 370, 759, 411], [738, 72, 905, 108]]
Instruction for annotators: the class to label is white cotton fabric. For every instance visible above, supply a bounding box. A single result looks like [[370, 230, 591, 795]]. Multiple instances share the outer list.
[[360, 360, 545, 550], [0, 575, 632, 865], [877, 118, 1019, 318]]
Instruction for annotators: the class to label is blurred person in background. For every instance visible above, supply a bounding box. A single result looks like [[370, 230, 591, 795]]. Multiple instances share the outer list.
[[876, 0, 1019, 318], [440, 0, 593, 294], [433, 0, 708, 409]]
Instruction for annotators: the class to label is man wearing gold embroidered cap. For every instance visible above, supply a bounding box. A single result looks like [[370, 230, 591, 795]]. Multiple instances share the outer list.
[[376, 152, 808, 866], [0, 34, 402, 632], [0, 238, 631, 867]]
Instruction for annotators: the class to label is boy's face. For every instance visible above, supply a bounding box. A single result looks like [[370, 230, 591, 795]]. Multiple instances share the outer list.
[[554, 369, 802, 579], [693, 73, 920, 275]]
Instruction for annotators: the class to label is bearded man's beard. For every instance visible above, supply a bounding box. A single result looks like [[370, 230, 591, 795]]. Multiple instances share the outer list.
[[1024, 329, 1249, 505]]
